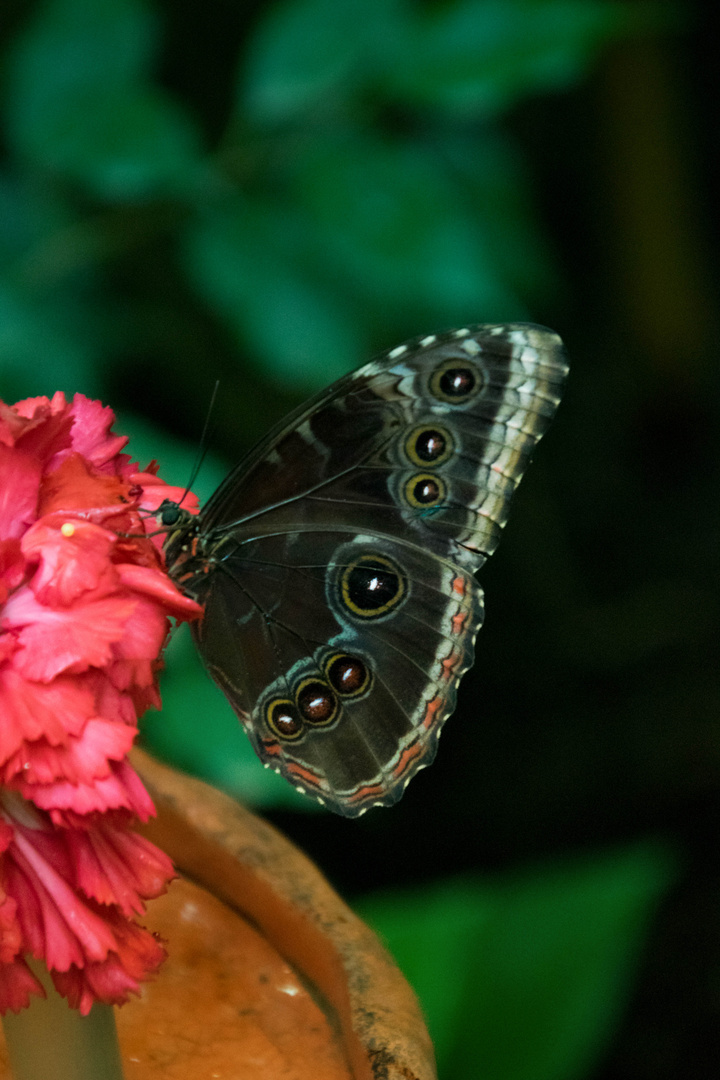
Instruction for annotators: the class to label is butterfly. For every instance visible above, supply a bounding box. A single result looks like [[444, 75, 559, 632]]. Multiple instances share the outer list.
[[160, 324, 568, 817]]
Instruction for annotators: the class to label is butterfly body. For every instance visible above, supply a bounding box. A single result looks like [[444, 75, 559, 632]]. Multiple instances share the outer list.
[[162, 324, 568, 817]]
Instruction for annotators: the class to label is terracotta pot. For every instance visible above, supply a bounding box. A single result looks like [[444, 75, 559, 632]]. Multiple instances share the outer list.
[[1, 751, 436, 1079], [131, 750, 437, 1079]]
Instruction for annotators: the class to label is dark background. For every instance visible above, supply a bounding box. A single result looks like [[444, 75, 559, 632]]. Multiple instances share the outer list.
[[1, 1, 718, 1077]]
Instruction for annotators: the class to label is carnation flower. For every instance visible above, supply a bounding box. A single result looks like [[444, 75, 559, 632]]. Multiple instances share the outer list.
[[0, 392, 202, 1015]]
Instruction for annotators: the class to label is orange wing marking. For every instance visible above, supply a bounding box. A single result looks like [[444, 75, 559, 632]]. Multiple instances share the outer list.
[[286, 760, 324, 789], [391, 739, 425, 780], [451, 575, 467, 597], [347, 780, 388, 805], [441, 650, 462, 682], [421, 694, 444, 731]]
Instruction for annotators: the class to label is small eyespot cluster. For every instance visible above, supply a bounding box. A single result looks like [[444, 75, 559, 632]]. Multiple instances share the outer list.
[[398, 347, 484, 515], [401, 423, 454, 512], [265, 652, 371, 741]]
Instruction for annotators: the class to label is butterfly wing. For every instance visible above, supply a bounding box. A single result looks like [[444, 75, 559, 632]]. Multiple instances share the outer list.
[[170, 323, 568, 816]]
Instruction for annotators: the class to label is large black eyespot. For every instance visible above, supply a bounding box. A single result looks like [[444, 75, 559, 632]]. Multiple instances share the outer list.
[[266, 699, 303, 740], [404, 425, 454, 467], [430, 358, 483, 403], [340, 553, 406, 620], [295, 679, 339, 727], [325, 653, 372, 698], [404, 472, 446, 509]]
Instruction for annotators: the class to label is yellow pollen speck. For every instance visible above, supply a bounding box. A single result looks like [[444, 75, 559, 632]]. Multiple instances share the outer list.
[[60, 523, 75, 537]]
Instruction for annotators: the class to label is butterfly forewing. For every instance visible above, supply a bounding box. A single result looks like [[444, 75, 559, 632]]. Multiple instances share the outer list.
[[164, 323, 568, 816]]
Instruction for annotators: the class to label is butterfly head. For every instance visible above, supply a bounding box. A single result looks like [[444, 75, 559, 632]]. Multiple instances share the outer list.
[[156, 499, 185, 529], [156, 499, 204, 581]]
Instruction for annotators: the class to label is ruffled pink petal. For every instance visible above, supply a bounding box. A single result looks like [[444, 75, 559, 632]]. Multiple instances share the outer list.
[[52, 915, 165, 1014], [65, 396, 129, 471], [0, 634, 17, 664], [12, 397, 73, 468], [7, 820, 72, 882], [8, 830, 120, 969], [22, 519, 119, 607], [124, 668, 163, 715], [38, 453, 135, 520], [0, 669, 95, 766], [112, 594, 171, 662], [0, 540, 25, 605], [88, 673, 142, 727], [66, 826, 174, 917], [106, 657, 158, 694], [0, 958, 45, 1014], [0, 401, 32, 447], [2, 858, 43, 959], [0, 821, 14, 853], [25, 759, 156, 821], [1, 719, 135, 787], [0, 889, 21, 963], [0, 444, 41, 542], [6, 591, 138, 681], [116, 563, 202, 619], [12, 392, 67, 422]]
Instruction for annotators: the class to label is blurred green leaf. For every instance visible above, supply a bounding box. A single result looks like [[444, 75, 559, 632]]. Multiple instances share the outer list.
[[0, 173, 60, 267], [383, 0, 668, 117], [240, 0, 405, 124], [0, 279, 98, 397], [434, 128, 561, 302], [8, 0, 158, 93], [240, 0, 669, 125], [289, 132, 525, 325], [5, 0, 202, 199], [14, 86, 201, 201], [183, 196, 367, 390], [358, 842, 676, 1080], [0, 173, 126, 397]]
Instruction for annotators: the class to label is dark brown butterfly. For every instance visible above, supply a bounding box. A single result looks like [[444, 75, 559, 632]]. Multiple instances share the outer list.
[[160, 324, 568, 816]]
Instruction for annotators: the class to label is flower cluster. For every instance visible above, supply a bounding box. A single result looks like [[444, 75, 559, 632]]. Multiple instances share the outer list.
[[0, 392, 201, 1014]]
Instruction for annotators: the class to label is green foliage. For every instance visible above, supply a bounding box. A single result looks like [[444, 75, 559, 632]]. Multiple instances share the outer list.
[[183, 195, 369, 388], [240, 0, 399, 123], [1, 0, 662, 397], [241, 0, 651, 122], [5, 0, 202, 199], [358, 842, 676, 1080], [378, 0, 655, 116]]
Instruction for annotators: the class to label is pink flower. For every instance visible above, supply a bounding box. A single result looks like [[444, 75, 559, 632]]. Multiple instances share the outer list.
[[0, 392, 202, 1014]]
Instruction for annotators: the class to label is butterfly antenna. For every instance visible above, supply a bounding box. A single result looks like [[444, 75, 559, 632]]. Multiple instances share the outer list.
[[176, 379, 220, 508]]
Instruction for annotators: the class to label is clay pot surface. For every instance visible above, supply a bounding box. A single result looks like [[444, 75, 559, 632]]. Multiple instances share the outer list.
[[1, 752, 436, 1080]]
